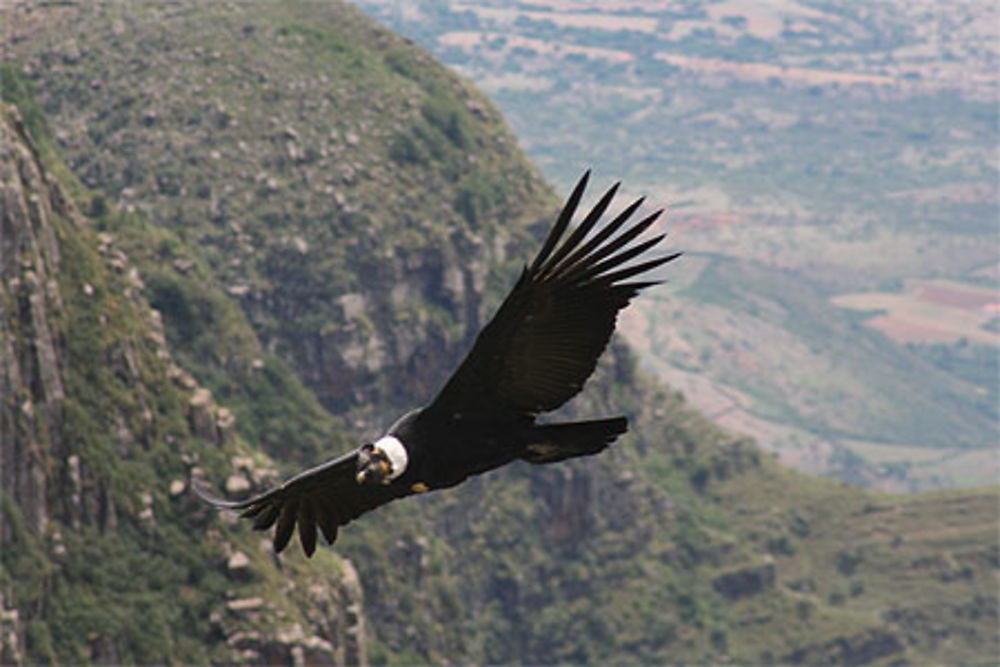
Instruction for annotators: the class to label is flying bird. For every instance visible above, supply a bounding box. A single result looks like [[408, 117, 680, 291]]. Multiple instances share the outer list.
[[197, 171, 680, 556]]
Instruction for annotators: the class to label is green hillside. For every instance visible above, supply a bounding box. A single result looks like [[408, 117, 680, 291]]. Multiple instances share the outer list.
[[1, 1, 996, 664]]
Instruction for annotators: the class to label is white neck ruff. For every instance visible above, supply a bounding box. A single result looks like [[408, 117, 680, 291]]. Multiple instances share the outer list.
[[374, 435, 408, 481]]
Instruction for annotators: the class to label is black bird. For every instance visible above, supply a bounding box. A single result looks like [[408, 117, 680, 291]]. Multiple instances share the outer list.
[[197, 171, 680, 557]]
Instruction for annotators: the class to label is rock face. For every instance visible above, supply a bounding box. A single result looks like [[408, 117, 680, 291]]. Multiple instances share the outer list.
[[1, 102, 178, 546], [217, 558, 368, 664], [1, 104, 63, 543], [0, 593, 22, 665], [0, 103, 368, 664], [338, 559, 367, 666]]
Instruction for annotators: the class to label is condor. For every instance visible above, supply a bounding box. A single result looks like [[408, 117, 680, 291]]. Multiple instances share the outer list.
[[197, 171, 679, 556]]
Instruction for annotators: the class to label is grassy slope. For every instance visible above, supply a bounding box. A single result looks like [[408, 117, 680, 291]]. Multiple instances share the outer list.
[[713, 459, 999, 663], [2, 2, 997, 664]]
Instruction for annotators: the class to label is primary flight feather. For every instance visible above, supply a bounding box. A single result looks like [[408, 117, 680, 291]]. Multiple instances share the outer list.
[[197, 171, 680, 557]]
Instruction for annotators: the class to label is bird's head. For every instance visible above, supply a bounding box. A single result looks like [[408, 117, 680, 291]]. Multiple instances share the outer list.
[[356, 435, 409, 485]]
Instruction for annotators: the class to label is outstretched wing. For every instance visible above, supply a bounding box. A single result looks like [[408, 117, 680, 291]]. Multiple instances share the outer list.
[[429, 170, 679, 417], [195, 450, 411, 557]]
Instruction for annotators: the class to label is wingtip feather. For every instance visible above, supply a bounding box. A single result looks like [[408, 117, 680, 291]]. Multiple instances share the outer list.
[[548, 195, 649, 281], [298, 501, 318, 557], [597, 251, 681, 287], [273, 499, 299, 554], [539, 179, 622, 279], [530, 170, 591, 272], [317, 510, 339, 545], [252, 503, 281, 531]]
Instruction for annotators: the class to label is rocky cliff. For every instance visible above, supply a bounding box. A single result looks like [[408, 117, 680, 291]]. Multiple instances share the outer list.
[[0, 103, 367, 664]]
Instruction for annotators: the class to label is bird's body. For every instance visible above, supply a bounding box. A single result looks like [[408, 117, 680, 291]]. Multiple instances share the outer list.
[[197, 171, 679, 556], [390, 409, 626, 491], [367, 408, 525, 492]]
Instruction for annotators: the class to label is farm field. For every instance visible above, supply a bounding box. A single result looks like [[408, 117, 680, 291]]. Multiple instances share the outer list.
[[832, 280, 1000, 346]]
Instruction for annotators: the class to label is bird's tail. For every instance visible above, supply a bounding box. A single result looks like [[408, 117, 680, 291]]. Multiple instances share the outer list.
[[521, 416, 628, 464]]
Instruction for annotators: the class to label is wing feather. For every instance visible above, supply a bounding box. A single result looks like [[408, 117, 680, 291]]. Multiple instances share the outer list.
[[556, 211, 664, 283], [252, 503, 281, 530], [273, 498, 299, 554], [594, 252, 683, 287], [315, 499, 340, 545], [429, 172, 678, 416], [298, 501, 318, 557], [547, 197, 647, 280], [570, 233, 667, 285]]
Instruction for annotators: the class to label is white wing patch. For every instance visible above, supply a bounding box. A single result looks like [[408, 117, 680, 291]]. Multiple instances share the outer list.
[[374, 435, 408, 481]]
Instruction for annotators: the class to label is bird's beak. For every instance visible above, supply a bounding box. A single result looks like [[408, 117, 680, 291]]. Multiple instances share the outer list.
[[355, 452, 392, 485], [355, 462, 379, 485]]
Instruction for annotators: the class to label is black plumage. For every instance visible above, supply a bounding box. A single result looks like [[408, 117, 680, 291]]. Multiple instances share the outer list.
[[196, 171, 680, 557]]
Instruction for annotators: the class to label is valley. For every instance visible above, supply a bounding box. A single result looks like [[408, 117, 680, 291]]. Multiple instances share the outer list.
[[357, 0, 1000, 490]]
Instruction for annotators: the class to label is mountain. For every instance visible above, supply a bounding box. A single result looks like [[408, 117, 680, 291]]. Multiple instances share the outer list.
[[354, 0, 1000, 491], [1, 1, 997, 664], [4, 0, 551, 429]]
